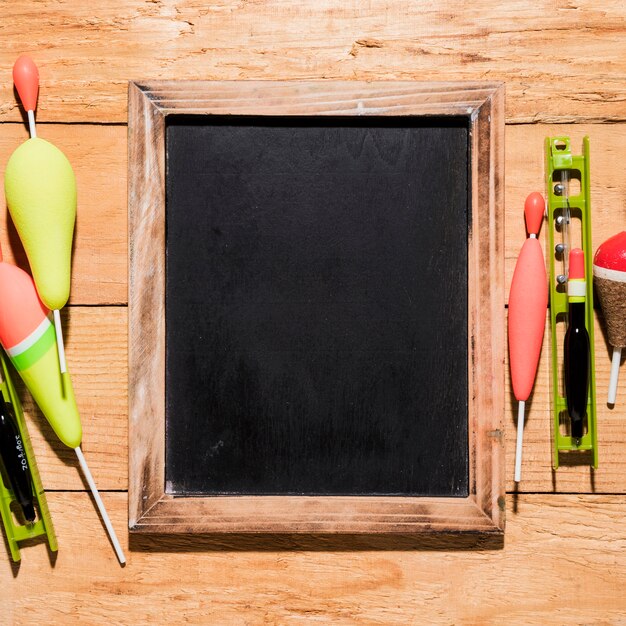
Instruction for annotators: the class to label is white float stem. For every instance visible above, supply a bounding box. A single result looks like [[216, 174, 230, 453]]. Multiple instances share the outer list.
[[53, 309, 67, 374], [75, 446, 126, 565], [27, 110, 36, 138], [608, 346, 622, 405], [514, 400, 525, 483]]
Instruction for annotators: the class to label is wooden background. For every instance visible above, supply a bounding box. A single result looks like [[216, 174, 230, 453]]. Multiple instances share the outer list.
[[1, 1, 625, 623]]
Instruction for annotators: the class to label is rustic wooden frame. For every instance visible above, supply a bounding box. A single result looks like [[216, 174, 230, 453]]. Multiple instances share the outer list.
[[128, 81, 505, 534]]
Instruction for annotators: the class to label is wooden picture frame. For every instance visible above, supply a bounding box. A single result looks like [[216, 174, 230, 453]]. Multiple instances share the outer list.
[[128, 80, 505, 534]]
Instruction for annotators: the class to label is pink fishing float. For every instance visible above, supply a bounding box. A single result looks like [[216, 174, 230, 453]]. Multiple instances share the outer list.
[[0, 242, 125, 563], [508, 192, 548, 482]]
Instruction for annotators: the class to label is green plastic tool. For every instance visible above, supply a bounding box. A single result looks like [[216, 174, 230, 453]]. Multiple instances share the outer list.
[[0, 350, 57, 561], [545, 136, 598, 469]]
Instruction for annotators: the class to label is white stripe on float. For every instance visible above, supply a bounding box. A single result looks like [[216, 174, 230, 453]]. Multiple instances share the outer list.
[[6, 315, 53, 357]]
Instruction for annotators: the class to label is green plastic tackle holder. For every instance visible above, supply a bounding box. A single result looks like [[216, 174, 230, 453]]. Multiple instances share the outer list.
[[545, 136, 598, 469], [0, 350, 57, 561]]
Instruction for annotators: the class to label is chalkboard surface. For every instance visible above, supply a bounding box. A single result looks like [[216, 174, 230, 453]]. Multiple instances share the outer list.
[[164, 116, 469, 497]]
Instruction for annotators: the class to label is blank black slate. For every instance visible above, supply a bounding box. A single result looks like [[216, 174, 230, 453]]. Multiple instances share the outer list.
[[165, 117, 469, 497]]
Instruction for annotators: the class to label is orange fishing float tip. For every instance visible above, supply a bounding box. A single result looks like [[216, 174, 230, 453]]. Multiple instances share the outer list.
[[12, 55, 39, 112]]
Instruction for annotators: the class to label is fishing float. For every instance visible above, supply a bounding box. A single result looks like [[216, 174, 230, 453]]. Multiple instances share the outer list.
[[12, 55, 38, 139], [0, 242, 125, 564], [593, 232, 626, 405], [509, 192, 548, 483], [6, 55, 74, 374], [564, 248, 590, 443]]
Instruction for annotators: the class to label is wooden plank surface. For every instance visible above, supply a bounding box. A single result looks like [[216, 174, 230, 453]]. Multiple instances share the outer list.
[[2, 122, 625, 305], [1, 493, 625, 624], [2, 122, 621, 494], [24, 305, 625, 494], [505, 125, 626, 297], [504, 313, 626, 493], [1, 1, 626, 123], [17, 307, 127, 492], [1, 3, 625, 620]]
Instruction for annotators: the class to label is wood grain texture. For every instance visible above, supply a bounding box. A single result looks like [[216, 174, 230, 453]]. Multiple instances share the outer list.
[[0, 2, 625, 622], [0, 124, 617, 495], [0, 123, 617, 496], [505, 125, 626, 298], [16, 307, 127, 492], [504, 312, 626, 493], [0, 125, 127, 304], [469, 88, 505, 528], [128, 81, 504, 533], [3, 122, 625, 306], [1, 1, 626, 123], [127, 81, 166, 527], [22, 304, 625, 495], [2, 493, 625, 624], [143, 79, 503, 117]]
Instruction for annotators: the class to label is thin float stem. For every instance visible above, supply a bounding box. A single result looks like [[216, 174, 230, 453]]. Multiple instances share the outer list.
[[75, 446, 126, 565], [53, 309, 67, 374], [514, 400, 525, 483], [27, 110, 36, 138], [608, 346, 622, 405]]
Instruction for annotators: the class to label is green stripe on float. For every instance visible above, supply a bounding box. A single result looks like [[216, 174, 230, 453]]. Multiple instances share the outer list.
[[11, 324, 56, 371]]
